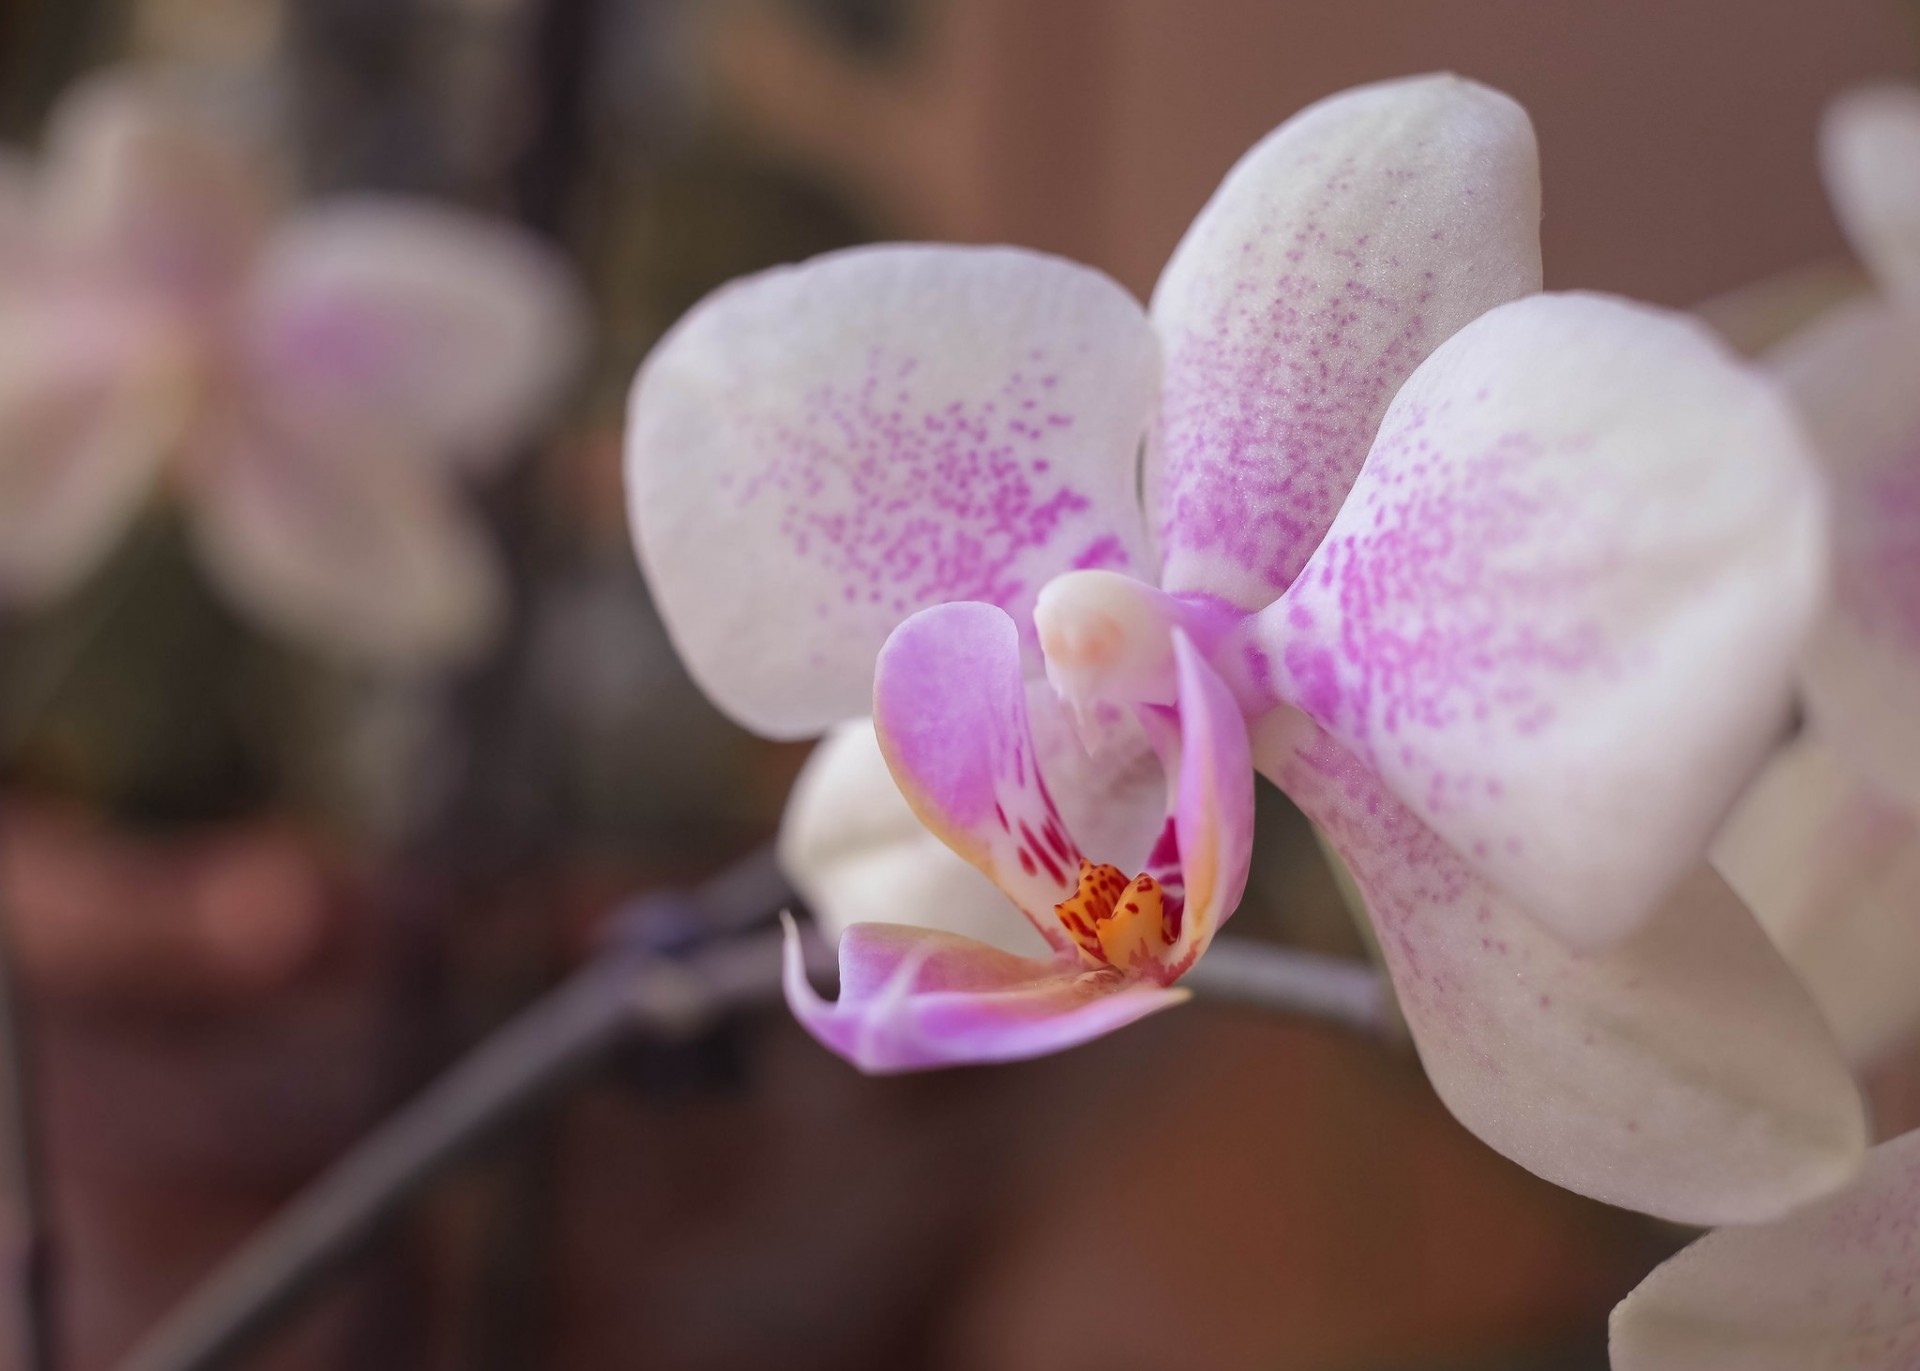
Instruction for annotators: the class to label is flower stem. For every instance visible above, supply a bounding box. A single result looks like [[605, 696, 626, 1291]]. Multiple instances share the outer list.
[[1183, 937, 1400, 1038], [110, 852, 1392, 1371]]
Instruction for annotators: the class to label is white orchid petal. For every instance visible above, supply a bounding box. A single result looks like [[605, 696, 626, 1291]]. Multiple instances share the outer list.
[[779, 718, 1049, 956], [1259, 709, 1866, 1226], [1260, 292, 1825, 949], [627, 244, 1158, 739], [1149, 72, 1541, 610], [1770, 298, 1920, 811], [188, 411, 503, 669], [1716, 735, 1920, 1067], [1611, 1127, 1920, 1371], [1822, 84, 1920, 302], [244, 198, 585, 472]]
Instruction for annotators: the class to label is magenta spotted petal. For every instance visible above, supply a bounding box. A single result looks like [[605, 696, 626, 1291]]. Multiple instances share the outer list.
[[628, 245, 1159, 739], [1149, 74, 1541, 610], [1254, 293, 1823, 950]]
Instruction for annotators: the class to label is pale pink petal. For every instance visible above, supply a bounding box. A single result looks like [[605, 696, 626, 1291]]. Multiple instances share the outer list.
[[243, 198, 585, 472], [1611, 1127, 1920, 1370], [781, 915, 1186, 1073], [1257, 709, 1865, 1225], [872, 601, 1086, 952], [1716, 735, 1920, 1066], [40, 67, 268, 306], [627, 245, 1158, 739], [1158, 630, 1254, 969], [1148, 72, 1541, 610], [1258, 292, 1825, 949], [1822, 84, 1920, 302], [186, 410, 503, 669], [779, 718, 1051, 956], [0, 290, 182, 601], [1770, 299, 1920, 811]]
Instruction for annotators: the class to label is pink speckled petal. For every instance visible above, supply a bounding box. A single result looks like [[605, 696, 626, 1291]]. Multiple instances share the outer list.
[[1770, 299, 1920, 812], [627, 245, 1159, 739], [243, 199, 586, 473], [0, 289, 179, 602], [1822, 84, 1920, 302], [1160, 630, 1255, 967], [1260, 292, 1825, 950], [871, 601, 1094, 953], [1258, 710, 1865, 1225], [1149, 73, 1541, 611], [1716, 735, 1920, 1067], [187, 409, 503, 669], [1611, 1127, 1920, 1371], [781, 915, 1187, 1073]]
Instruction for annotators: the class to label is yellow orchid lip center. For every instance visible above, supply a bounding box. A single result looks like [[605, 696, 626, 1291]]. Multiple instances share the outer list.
[[1054, 858, 1174, 973]]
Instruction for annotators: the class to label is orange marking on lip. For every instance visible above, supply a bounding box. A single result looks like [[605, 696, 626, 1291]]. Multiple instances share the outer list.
[[1053, 859, 1172, 973]]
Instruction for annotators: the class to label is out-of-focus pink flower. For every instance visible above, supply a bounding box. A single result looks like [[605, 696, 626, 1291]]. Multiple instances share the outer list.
[[0, 69, 586, 669], [627, 75, 1863, 1223], [1714, 86, 1920, 1070]]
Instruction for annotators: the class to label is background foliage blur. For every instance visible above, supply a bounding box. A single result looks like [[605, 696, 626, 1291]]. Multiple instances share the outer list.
[[0, 1, 1909, 1368]]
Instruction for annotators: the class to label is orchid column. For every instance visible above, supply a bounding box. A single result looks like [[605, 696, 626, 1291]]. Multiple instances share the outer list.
[[627, 75, 1864, 1226]]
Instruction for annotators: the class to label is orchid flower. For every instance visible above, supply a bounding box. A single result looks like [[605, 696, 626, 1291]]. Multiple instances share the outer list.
[[627, 74, 1865, 1223], [1712, 85, 1920, 1068], [0, 68, 584, 668]]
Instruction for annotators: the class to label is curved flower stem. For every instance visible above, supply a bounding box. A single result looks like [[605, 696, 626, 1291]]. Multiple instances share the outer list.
[[1183, 938, 1400, 1039], [115, 917, 812, 1371], [111, 849, 1391, 1371]]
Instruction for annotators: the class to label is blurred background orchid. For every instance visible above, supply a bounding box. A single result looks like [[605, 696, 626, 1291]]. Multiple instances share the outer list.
[[2, 2, 1920, 1371]]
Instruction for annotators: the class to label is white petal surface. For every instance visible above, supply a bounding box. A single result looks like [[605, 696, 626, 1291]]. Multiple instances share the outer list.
[[244, 198, 585, 471], [1257, 709, 1866, 1226], [780, 718, 1050, 957], [187, 409, 503, 670], [627, 245, 1159, 739], [1716, 735, 1920, 1066], [1149, 72, 1541, 610], [1611, 1127, 1920, 1371], [1822, 84, 1920, 302], [1771, 299, 1920, 811], [0, 290, 180, 601], [1259, 293, 1825, 949]]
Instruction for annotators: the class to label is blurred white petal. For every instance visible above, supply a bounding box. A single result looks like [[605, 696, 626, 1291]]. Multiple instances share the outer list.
[[186, 408, 503, 669], [1822, 84, 1920, 302], [1771, 298, 1920, 811], [244, 198, 585, 472], [40, 67, 270, 306], [0, 291, 184, 601], [1716, 735, 1920, 1066]]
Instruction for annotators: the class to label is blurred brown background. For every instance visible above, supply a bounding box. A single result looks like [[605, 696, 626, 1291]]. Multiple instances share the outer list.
[[0, 1, 1909, 1369]]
